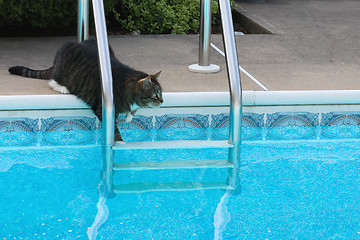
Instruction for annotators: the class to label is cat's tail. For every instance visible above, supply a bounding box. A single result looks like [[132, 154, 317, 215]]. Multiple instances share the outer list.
[[8, 66, 53, 80]]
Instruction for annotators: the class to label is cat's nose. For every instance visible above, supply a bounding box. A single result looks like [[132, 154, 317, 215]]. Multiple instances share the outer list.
[[159, 98, 164, 104]]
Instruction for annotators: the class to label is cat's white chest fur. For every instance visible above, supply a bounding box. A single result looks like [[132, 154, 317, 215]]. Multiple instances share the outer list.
[[125, 104, 139, 123], [48, 79, 70, 94]]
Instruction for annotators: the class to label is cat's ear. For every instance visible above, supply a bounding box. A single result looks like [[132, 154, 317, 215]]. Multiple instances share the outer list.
[[153, 71, 161, 80], [139, 76, 152, 89]]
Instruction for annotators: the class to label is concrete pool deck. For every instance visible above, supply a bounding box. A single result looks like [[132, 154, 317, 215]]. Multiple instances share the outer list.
[[0, 0, 359, 96]]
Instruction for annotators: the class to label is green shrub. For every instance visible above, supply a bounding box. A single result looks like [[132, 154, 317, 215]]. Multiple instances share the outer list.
[[0, 0, 222, 35], [0, 0, 77, 29], [0, 0, 120, 35], [112, 0, 219, 34]]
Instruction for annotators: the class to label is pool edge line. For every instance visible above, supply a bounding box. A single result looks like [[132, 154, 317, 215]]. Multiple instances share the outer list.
[[1, 90, 360, 110]]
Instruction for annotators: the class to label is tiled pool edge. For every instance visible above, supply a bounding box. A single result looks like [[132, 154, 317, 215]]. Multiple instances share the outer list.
[[1, 91, 360, 146]]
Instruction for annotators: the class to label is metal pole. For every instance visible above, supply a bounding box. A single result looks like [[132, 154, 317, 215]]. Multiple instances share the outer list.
[[218, 0, 242, 190], [92, 0, 115, 196], [219, 0, 242, 145], [199, 0, 212, 66], [77, 0, 89, 42], [189, 0, 220, 73]]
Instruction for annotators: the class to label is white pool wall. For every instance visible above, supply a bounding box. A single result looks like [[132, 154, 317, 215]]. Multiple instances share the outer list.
[[1, 90, 360, 110]]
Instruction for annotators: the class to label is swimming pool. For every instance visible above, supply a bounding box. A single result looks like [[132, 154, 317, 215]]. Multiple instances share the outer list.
[[1, 92, 360, 239]]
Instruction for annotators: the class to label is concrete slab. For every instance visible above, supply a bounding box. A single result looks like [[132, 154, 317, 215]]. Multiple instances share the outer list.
[[0, 37, 69, 95], [0, 35, 263, 95], [0, 0, 359, 95], [233, 0, 360, 90], [107, 35, 263, 92]]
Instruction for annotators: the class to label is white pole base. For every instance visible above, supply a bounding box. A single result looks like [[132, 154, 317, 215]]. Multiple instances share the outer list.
[[188, 64, 220, 74]]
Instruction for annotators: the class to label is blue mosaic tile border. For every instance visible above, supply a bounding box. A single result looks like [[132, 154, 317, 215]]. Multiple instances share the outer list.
[[321, 112, 360, 139], [155, 114, 209, 141], [116, 116, 153, 142], [211, 113, 265, 141], [0, 118, 39, 147], [265, 112, 319, 140], [0, 116, 97, 147], [40, 117, 97, 146], [1, 111, 360, 146]]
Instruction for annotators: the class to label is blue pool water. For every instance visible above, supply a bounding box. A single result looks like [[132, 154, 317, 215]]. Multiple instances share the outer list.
[[1, 126, 360, 239]]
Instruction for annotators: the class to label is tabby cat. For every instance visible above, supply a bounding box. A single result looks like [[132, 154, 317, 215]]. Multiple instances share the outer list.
[[9, 39, 163, 142]]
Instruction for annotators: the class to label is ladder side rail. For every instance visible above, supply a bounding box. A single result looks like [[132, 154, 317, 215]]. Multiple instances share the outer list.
[[77, 0, 89, 42], [218, 0, 242, 189], [92, 0, 115, 196]]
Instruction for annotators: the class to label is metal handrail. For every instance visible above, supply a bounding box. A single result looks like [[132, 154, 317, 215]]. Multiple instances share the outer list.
[[91, 0, 115, 147], [189, 0, 220, 73], [199, 0, 212, 66], [78, 0, 115, 196], [219, 0, 242, 145], [92, 0, 115, 196], [78, 0, 242, 193], [77, 0, 89, 42], [189, 0, 242, 148], [219, 0, 242, 189], [192, 0, 242, 188]]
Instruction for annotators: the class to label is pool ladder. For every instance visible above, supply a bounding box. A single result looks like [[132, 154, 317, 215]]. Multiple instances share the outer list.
[[82, 0, 242, 195], [112, 140, 236, 193]]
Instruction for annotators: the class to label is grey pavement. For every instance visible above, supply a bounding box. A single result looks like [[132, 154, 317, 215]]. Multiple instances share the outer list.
[[233, 0, 360, 91], [0, 0, 359, 95]]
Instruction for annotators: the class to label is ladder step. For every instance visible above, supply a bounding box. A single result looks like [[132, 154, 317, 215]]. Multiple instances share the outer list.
[[113, 159, 233, 171], [113, 140, 232, 150], [113, 182, 233, 194]]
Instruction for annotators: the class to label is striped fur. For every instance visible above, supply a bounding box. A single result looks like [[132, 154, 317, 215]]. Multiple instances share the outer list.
[[8, 66, 53, 79], [8, 40, 163, 142]]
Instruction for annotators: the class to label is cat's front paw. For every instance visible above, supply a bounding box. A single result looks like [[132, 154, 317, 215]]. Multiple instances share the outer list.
[[125, 112, 133, 123]]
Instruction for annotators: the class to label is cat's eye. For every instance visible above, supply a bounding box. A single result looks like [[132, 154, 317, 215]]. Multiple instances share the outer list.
[[143, 91, 161, 101], [144, 95, 155, 100]]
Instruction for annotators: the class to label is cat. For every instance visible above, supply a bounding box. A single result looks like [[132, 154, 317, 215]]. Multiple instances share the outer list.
[[8, 39, 163, 142]]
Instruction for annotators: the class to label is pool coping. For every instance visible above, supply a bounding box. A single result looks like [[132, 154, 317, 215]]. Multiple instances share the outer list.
[[1, 90, 360, 111]]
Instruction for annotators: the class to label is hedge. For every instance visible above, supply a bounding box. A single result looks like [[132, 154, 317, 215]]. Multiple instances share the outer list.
[[0, 0, 221, 35], [113, 0, 219, 34], [0, 0, 77, 29]]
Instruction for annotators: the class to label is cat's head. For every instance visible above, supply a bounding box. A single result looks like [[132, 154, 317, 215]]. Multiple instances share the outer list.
[[135, 71, 163, 108]]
